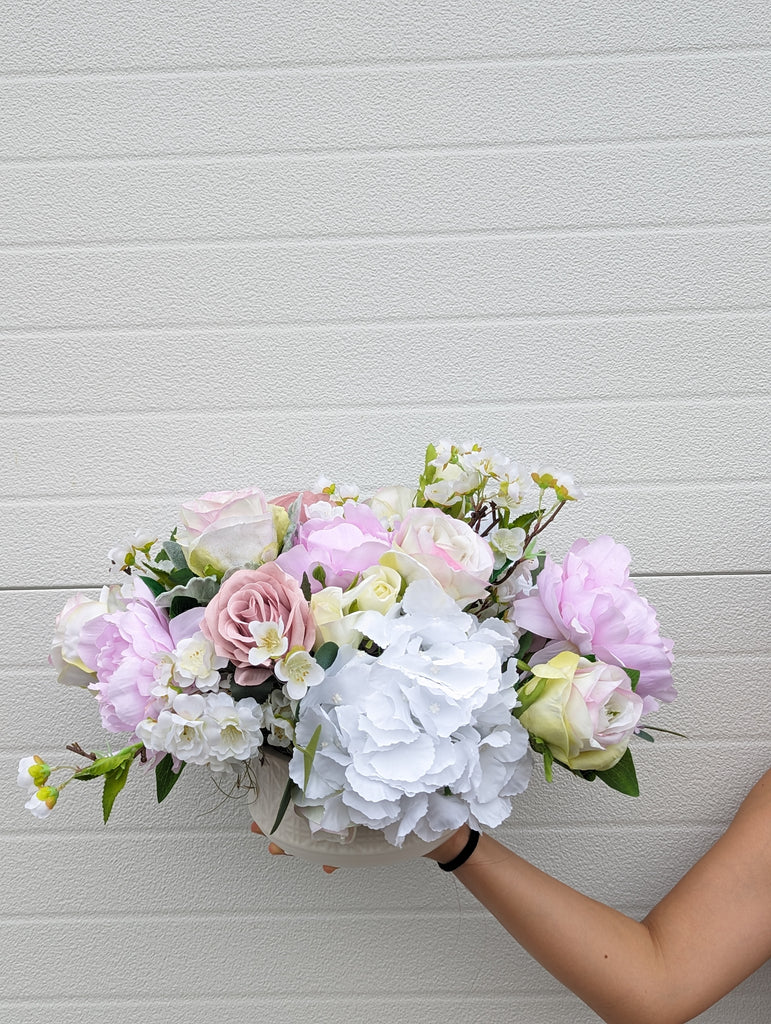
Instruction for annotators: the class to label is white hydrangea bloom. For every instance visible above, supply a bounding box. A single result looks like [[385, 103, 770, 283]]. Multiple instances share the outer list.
[[289, 579, 531, 846]]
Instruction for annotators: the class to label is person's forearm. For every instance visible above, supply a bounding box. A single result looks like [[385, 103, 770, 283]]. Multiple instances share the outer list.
[[435, 830, 676, 1024]]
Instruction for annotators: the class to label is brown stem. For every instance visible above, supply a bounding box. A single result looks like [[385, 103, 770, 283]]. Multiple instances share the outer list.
[[65, 742, 98, 761]]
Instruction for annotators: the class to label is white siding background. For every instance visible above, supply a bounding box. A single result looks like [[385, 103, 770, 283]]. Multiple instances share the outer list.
[[1, 3, 769, 1022]]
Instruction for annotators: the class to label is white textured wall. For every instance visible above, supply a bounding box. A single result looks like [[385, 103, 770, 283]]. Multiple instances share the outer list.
[[2, 4, 769, 1022]]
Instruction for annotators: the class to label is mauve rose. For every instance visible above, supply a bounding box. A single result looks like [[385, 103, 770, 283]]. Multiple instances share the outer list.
[[275, 502, 391, 592], [201, 564, 315, 686], [381, 507, 494, 606], [513, 536, 675, 711], [270, 490, 334, 524], [177, 487, 280, 577]]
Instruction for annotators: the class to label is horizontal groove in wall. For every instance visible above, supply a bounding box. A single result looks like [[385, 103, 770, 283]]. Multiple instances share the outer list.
[[1, 130, 769, 171], [1, 303, 768, 341], [1, 392, 768, 426], [2, 217, 769, 254], [2, 44, 769, 83], [0, 302, 769, 340]]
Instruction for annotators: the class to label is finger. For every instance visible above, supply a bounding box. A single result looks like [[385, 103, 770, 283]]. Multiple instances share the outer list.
[[250, 822, 264, 835], [268, 842, 286, 856], [322, 864, 339, 874]]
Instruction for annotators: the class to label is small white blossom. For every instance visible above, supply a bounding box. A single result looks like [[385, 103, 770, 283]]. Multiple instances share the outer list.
[[170, 631, 227, 691], [248, 619, 289, 664], [264, 689, 296, 748], [17, 756, 43, 795], [275, 647, 325, 700], [25, 786, 58, 819]]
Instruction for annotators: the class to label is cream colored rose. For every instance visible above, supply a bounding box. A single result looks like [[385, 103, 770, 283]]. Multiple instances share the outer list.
[[177, 488, 281, 578], [310, 566, 402, 647], [368, 485, 415, 529], [518, 651, 644, 771]]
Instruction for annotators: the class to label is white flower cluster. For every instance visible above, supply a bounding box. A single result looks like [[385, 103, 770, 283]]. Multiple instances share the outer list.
[[288, 580, 532, 845], [136, 692, 264, 773], [425, 441, 528, 512]]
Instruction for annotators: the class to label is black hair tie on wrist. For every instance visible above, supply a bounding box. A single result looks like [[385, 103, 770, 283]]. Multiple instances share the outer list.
[[438, 828, 480, 872]]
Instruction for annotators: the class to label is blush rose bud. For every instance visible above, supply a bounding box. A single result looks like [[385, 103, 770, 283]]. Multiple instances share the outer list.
[[517, 651, 644, 772]]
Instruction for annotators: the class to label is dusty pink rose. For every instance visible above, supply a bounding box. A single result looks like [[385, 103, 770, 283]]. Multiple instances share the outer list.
[[275, 503, 391, 592], [270, 490, 334, 524], [381, 507, 494, 606], [513, 535, 675, 711], [201, 564, 315, 685]]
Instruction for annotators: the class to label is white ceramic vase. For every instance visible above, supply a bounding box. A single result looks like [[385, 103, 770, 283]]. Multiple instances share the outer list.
[[247, 748, 454, 867]]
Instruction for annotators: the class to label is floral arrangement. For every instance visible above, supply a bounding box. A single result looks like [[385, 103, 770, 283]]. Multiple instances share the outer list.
[[19, 442, 675, 848]]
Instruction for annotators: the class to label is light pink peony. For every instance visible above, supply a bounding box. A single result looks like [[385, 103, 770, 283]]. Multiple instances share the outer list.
[[78, 579, 204, 733], [270, 490, 334, 524], [275, 503, 391, 592], [513, 536, 675, 710], [201, 564, 315, 686], [381, 507, 494, 606]]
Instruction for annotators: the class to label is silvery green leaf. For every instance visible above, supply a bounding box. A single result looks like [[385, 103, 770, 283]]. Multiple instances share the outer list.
[[279, 494, 304, 554], [155, 575, 219, 608]]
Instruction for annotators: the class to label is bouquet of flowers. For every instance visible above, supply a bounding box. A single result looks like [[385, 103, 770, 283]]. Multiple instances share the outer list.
[[19, 442, 675, 850]]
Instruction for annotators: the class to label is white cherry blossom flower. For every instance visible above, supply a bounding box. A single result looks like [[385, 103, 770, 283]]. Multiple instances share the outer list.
[[248, 619, 289, 664], [275, 647, 325, 700]]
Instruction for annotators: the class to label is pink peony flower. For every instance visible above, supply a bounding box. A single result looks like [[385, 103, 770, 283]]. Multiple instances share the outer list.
[[201, 564, 315, 686], [78, 579, 204, 733], [275, 503, 392, 592], [381, 507, 494, 606], [270, 490, 334, 524], [513, 536, 675, 710]]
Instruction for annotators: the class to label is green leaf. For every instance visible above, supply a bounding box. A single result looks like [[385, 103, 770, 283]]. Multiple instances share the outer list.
[[314, 641, 339, 670], [73, 743, 142, 780], [159, 539, 190, 572], [155, 575, 220, 609], [636, 729, 655, 743], [598, 748, 639, 797], [300, 573, 312, 602], [638, 724, 689, 739], [515, 631, 534, 662], [509, 510, 542, 532], [623, 667, 640, 692], [169, 595, 200, 620], [102, 759, 132, 823], [155, 754, 186, 803], [311, 564, 327, 587], [269, 776, 295, 835], [302, 724, 322, 791], [138, 576, 166, 599], [514, 676, 547, 714]]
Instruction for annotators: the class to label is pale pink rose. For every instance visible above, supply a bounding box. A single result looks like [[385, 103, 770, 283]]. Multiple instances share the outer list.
[[518, 651, 644, 771], [381, 507, 494, 606], [177, 487, 278, 577], [78, 579, 203, 734], [270, 490, 334, 524], [275, 503, 391, 592], [513, 536, 675, 711], [201, 564, 315, 685]]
